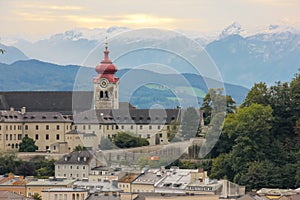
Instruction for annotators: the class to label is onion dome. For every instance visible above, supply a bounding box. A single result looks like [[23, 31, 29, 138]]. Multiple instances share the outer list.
[[93, 41, 119, 83]]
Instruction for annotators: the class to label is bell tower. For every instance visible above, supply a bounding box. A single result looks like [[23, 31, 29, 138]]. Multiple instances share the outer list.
[[93, 41, 119, 110]]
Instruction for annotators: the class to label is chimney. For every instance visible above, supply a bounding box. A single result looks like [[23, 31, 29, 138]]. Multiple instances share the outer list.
[[21, 107, 26, 115]]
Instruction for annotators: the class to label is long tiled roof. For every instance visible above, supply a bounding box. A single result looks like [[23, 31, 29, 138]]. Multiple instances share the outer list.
[[0, 91, 92, 114], [0, 92, 136, 114], [73, 108, 181, 124], [0, 110, 71, 123]]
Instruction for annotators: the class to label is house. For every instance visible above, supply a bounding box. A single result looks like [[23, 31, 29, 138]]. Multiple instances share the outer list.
[[118, 173, 140, 193], [26, 178, 75, 197], [89, 166, 126, 183], [41, 188, 89, 200], [0, 190, 33, 200], [0, 174, 28, 197], [55, 150, 96, 180]]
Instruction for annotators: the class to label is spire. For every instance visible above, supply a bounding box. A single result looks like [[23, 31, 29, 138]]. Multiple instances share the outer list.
[[104, 36, 109, 61]]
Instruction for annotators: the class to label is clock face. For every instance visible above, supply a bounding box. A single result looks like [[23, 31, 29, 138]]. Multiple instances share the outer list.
[[100, 78, 109, 88]]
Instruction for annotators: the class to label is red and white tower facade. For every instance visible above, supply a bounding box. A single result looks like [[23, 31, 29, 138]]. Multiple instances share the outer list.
[[93, 41, 119, 110]]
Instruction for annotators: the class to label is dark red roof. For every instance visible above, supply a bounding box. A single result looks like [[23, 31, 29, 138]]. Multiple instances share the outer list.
[[94, 45, 118, 83]]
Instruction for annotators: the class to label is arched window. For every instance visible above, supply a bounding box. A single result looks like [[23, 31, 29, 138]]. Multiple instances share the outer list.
[[105, 91, 109, 98], [100, 91, 104, 98]]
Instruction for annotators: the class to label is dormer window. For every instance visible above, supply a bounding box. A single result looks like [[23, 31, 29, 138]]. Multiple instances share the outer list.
[[65, 157, 68, 161], [78, 157, 81, 162], [83, 157, 87, 162]]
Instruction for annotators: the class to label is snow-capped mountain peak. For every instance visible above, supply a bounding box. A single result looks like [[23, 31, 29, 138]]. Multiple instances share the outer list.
[[219, 22, 246, 39]]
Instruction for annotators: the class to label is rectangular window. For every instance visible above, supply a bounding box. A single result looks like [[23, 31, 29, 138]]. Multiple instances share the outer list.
[[25, 125, 28, 130], [121, 125, 124, 129], [99, 125, 101, 130], [149, 125, 152, 130], [56, 125, 60, 130], [18, 134, 22, 140], [46, 125, 49, 130], [83, 125, 86, 130], [46, 134, 49, 140], [159, 133, 163, 137], [0, 134, 1, 140], [130, 125, 134, 130], [107, 125, 109, 130], [147, 134, 150, 139], [88, 125, 91, 130], [10, 125, 12, 130], [6, 134, 8, 140], [56, 134, 60, 140], [0, 126, 1, 130], [10, 134, 12, 140], [35, 134, 39, 140], [14, 134, 16, 140], [116, 125, 119, 130], [14, 125, 16, 130], [158, 125, 161, 129], [140, 125, 143, 130], [35, 125, 39, 130]]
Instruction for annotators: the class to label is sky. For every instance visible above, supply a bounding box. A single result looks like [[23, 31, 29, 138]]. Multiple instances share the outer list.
[[1, 0, 300, 39]]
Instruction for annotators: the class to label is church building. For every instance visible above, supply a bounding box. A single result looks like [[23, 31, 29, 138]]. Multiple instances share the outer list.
[[0, 43, 182, 152]]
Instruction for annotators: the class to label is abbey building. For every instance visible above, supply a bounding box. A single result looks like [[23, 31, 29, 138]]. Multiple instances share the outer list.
[[0, 44, 182, 152]]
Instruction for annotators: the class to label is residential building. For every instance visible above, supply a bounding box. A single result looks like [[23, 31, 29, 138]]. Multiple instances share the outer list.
[[55, 151, 96, 180], [41, 188, 89, 200], [26, 178, 75, 197], [89, 166, 125, 183], [118, 173, 139, 193], [0, 174, 28, 197]]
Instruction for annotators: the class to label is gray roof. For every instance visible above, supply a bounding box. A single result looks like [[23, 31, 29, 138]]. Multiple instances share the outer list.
[[0, 191, 33, 199], [55, 150, 93, 165], [0, 91, 93, 114], [0, 92, 135, 114], [0, 110, 71, 123], [74, 108, 181, 125]]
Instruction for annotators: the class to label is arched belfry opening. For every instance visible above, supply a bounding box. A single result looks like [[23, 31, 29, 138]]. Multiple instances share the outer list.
[[93, 40, 119, 109]]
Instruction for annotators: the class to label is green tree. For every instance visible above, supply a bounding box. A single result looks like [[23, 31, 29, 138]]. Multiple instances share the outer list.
[[201, 88, 236, 125], [113, 132, 149, 148], [35, 159, 55, 178], [19, 136, 38, 152], [167, 120, 180, 142], [0, 152, 17, 174], [242, 82, 270, 107], [180, 107, 200, 140], [15, 161, 36, 176], [74, 145, 87, 151], [31, 193, 42, 200]]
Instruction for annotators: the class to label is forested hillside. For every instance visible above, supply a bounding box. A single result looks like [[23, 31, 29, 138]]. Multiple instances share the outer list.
[[203, 70, 300, 190]]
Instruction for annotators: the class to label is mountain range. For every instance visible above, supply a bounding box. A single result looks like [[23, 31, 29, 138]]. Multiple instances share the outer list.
[[0, 59, 248, 108], [1, 23, 299, 88]]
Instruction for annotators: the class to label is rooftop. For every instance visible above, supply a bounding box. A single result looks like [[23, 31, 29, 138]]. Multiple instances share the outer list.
[[26, 179, 75, 186], [132, 169, 165, 185], [118, 173, 139, 183], [0, 110, 71, 123], [55, 150, 93, 165]]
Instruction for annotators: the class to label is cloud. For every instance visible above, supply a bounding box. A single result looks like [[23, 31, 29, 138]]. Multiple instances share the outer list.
[[245, 0, 300, 7], [18, 2, 83, 11], [65, 14, 178, 29]]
